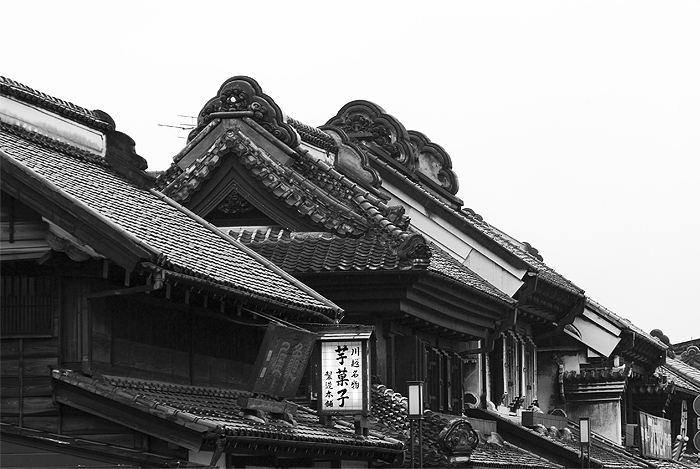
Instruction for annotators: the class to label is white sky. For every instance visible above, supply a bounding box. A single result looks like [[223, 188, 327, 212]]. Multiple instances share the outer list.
[[4, 1, 699, 343]]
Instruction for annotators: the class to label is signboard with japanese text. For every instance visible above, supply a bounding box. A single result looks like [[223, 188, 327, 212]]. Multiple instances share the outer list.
[[639, 411, 672, 460], [248, 323, 316, 399], [319, 340, 368, 415]]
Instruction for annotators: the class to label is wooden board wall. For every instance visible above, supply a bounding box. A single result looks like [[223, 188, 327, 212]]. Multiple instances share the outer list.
[[0, 337, 60, 432]]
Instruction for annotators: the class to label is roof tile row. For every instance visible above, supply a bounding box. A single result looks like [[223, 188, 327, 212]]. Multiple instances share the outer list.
[[230, 228, 514, 305]]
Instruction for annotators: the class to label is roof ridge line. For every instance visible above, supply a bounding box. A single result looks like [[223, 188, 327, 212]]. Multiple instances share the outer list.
[[0, 120, 109, 167], [0, 76, 114, 131]]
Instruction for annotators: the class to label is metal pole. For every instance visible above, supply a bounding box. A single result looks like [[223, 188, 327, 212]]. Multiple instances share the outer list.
[[587, 446, 591, 469], [410, 419, 414, 469], [419, 417, 423, 469]]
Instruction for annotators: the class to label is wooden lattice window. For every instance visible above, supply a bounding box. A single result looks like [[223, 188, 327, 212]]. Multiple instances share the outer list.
[[1, 275, 53, 337]]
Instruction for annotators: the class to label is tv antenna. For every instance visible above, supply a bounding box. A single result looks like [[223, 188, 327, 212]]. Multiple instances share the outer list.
[[158, 115, 197, 138]]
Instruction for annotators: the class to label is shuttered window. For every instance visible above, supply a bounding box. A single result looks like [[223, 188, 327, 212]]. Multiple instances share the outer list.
[[1, 275, 53, 337]]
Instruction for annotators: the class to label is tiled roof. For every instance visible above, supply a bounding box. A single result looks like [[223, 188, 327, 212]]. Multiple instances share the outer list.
[[469, 408, 658, 469], [369, 385, 561, 468], [587, 298, 668, 351], [288, 117, 338, 152], [428, 243, 515, 305], [0, 76, 114, 131], [230, 228, 514, 305], [357, 145, 584, 296], [560, 421, 652, 469], [0, 422, 207, 468], [655, 460, 700, 469], [156, 121, 429, 264], [51, 369, 403, 461], [231, 228, 406, 271], [562, 367, 631, 383], [157, 76, 582, 298], [658, 357, 700, 394], [0, 123, 341, 320], [562, 367, 630, 400]]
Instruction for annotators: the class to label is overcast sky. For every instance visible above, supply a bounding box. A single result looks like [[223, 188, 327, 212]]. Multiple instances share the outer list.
[[4, 1, 699, 343]]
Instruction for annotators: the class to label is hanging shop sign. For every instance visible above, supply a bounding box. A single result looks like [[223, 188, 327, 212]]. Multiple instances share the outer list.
[[317, 325, 373, 416], [639, 410, 672, 460], [248, 322, 316, 399]]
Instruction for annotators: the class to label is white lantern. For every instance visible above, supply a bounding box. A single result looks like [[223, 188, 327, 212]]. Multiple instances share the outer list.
[[407, 381, 424, 419]]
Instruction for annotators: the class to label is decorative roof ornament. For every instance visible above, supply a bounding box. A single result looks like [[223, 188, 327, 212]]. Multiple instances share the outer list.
[[327, 100, 413, 165], [319, 125, 383, 192], [191, 76, 300, 148], [217, 189, 255, 214], [681, 345, 699, 361], [408, 130, 459, 195], [396, 233, 432, 266], [326, 100, 460, 197], [431, 412, 479, 463]]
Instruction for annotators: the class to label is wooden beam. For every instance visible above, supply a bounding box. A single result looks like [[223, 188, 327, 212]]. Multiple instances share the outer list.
[[535, 297, 585, 342], [484, 308, 518, 353], [83, 283, 162, 299]]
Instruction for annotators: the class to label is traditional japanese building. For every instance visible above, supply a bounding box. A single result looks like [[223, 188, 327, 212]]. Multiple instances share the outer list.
[[4, 74, 698, 468], [154, 76, 533, 415], [0, 77, 404, 467], [154, 75, 700, 468]]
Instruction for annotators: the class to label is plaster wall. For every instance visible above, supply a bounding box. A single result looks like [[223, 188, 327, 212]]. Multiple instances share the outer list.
[[537, 350, 586, 412], [566, 400, 623, 445], [561, 353, 583, 373], [537, 352, 564, 413]]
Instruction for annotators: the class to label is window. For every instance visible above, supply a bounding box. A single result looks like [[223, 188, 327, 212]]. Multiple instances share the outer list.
[[1, 275, 53, 337], [490, 332, 537, 410]]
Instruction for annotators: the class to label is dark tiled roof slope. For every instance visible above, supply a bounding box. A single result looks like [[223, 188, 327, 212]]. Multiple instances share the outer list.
[[472, 409, 654, 469], [658, 357, 700, 394], [231, 228, 405, 272], [0, 126, 339, 317], [557, 420, 654, 468], [0, 76, 114, 131], [655, 459, 700, 469], [428, 243, 515, 305], [370, 385, 561, 468], [51, 370, 402, 457], [231, 228, 514, 305], [0, 422, 208, 468]]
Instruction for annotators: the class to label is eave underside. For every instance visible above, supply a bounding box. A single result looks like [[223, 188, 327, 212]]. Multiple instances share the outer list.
[[295, 271, 510, 341]]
